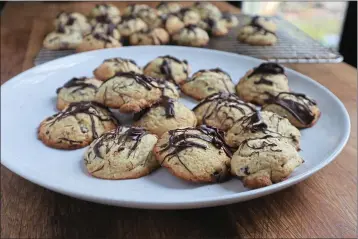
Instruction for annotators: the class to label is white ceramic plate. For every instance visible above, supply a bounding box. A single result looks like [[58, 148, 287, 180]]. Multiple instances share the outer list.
[[1, 46, 350, 209]]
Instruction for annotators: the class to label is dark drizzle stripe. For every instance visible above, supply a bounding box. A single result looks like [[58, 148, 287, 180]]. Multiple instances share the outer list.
[[265, 92, 317, 125], [248, 62, 284, 78], [249, 16, 276, 36], [104, 57, 137, 66], [254, 76, 273, 86], [56, 77, 98, 94], [133, 96, 175, 121]]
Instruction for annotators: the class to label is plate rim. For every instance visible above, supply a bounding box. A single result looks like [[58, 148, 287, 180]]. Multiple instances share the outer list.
[[0, 46, 351, 209]]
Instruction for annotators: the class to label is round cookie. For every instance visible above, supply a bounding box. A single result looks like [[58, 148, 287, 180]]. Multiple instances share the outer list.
[[153, 125, 232, 183], [236, 62, 289, 105], [221, 12, 239, 28], [76, 32, 122, 52], [90, 4, 120, 19], [178, 8, 201, 25], [161, 14, 185, 35], [143, 55, 190, 85], [95, 72, 179, 113], [157, 2, 181, 15], [237, 16, 277, 45], [133, 97, 197, 136], [91, 23, 121, 40], [123, 4, 151, 17], [38, 102, 117, 150], [181, 68, 235, 100], [231, 136, 303, 189], [129, 28, 170, 46], [84, 126, 159, 179], [249, 16, 277, 33], [193, 92, 256, 131], [43, 28, 83, 50], [198, 18, 229, 37], [56, 77, 102, 111], [225, 111, 301, 150], [172, 24, 209, 47], [123, 4, 161, 29], [54, 12, 91, 35], [117, 17, 148, 37], [93, 58, 142, 81], [262, 92, 320, 128], [192, 2, 222, 20]]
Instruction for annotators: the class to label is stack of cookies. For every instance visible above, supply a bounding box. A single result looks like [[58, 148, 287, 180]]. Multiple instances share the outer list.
[[38, 55, 320, 189], [43, 2, 240, 51]]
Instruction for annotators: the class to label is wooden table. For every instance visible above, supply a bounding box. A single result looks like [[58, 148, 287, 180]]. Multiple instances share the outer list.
[[1, 2, 357, 238]]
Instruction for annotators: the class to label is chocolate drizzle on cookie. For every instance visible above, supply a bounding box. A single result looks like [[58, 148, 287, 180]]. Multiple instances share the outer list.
[[265, 92, 317, 125], [92, 33, 113, 43], [193, 92, 256, 127], [46, 102, 116, 140], [254, 77, 273, 86], [134, 96, 175, 121], [237, 135, 283, 158], [187, 68, 233, 92], [92, 126, 148, 159], [159, 125, 232, 173], [56, 77, 98, 94], [104, 57, 138, 66], [249, 16, 276, 35], [155, 55, 188, 84], [248, 63, 284, 78]]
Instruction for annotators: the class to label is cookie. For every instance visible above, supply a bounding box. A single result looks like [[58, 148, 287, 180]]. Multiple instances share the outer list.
[[237, 16, 277, 46], [181, 68, 235, 100], [76, 32, 122, 52], [193, 92, 256, 131], [221, 12, 239, 28], [157, 2, 181, 15], [236, 62, 289, 105], [262, 92, 320, 128], [91, 23, 121, 40], [56, 77, 102, 111], [231, 135, 303, 189], [178, 8, 201, 25], [90, 4, 121, 21], [123, 4, 151, 17], [117, 17, 148, 37], [84, 126, 159, 179], [198, 18, 229, 37], [129, 28, 170, 46], [95, 72, 179, 113], [225, 111, 301, 150], [192, 2, 222, 20], [124, 4, 161, 29], [172, 24, 209, 47], [249, 16, 277, 33], [161, 14, 185, 34], [93, 58, 142, 81], [54, 12, 91, 35], [43, 28, 83, 50], [38, 102, 117, 150], [133, 97, 197, 136], [153, 125, 232, 183], [143, 55, 190, 85]]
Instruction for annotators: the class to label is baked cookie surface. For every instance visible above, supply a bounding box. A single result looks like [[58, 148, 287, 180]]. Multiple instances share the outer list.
[[161, 14, 185, 35], [90, 4, 121, 18], [143, 55, 190, 85], [221, 12, 239, 28], [133, 96, 197, 136], [172, 24, 209, 47], [124, 4, 161, 29], [231, 136, 303, 189], [236, 62, 289, 105], [262, 92, 320, 128], [154, 125, 232, 183], [76, 32, 122, 52], [157, 2, 181, 15], [91, 23, 121, 40], [129, 28, 170, 46], [193, 92, 256, 131], [95, 72, 179, 113], [181, 68, 235, 100], [54, 12, 91, 35], [56, 77, 102, 110], [38, 102, 117, 149], [225, 111, 301, 149], [93, 58, 142, 81], [84, 126, 159, 179], [43, 28, 83, 50], [192, 2, 222, 20], [117, 17, 148, 37]]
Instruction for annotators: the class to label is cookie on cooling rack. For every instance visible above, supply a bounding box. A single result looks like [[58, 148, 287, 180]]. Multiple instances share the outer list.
[[193, 92, 256, 132], [76, 32, 122, 52], [54, 12, 91, 35], [43, 27, 83, 50], [198, 17, 229, 37], [180, 68, 235, 100], [95, 72, 179, 113], [236, 62, 289, 105], [161, 14, 185, 35], [221, 12, 239, 28], [262, 92, 321, 128], [91, 23, 121, 40], [231, 135, 303, 189], [153, 125, 232, 183], [143, 55, 190, 85], [93, 58, 142, 81], [192, 2, 222, 20], [89, 3, 121, 25], [157, 2, 181, 15], [84, 126, 159, 179], [225, 111, 301, 149], [123, 4, 161, 29], [178, 8, 201, 25], [117, 17, 148, 37], [129, 28, 170, 46], [133, 96, 197, 136], [56, 77, 102, 110], [38, 102, 117, 149], [172, 24, 209, 47]]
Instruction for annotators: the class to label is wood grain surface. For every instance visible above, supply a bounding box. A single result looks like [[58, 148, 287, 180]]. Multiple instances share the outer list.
[[1, 2, 357, 239]]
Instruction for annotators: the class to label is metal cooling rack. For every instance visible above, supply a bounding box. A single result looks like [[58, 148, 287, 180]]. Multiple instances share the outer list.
[[34, 14, 342, 66]]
